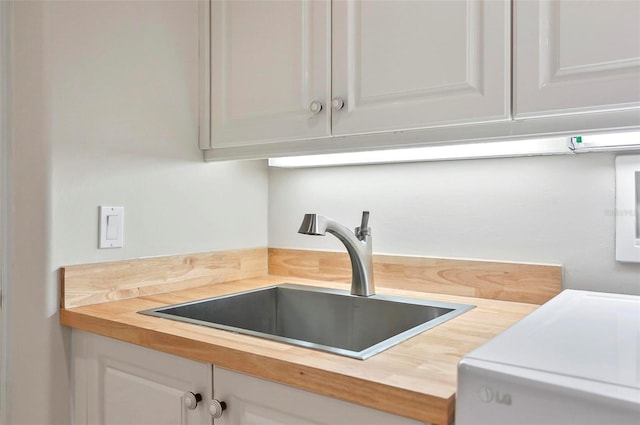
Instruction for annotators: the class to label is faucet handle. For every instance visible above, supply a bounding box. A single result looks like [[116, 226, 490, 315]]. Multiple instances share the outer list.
[[360, 211, 370, 229], [356, 211, 371, 239]]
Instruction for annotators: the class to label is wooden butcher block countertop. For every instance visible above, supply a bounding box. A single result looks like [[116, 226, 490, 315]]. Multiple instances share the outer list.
[[60, 275, 540, 425]]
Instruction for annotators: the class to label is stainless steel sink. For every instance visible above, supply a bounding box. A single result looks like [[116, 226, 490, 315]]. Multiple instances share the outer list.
[[139, 284, 474, 360]]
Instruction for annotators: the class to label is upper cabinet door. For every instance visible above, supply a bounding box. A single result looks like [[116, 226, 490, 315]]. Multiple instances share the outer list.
[[514, 0, 640, 118], [330, 0, 511, 136], [210, 0, 330, 148]]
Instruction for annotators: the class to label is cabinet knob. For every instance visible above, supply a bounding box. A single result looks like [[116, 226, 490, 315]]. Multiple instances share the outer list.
[[209, 399, 227, 419], [183, 392, 203, 410], [331, 97, 345, 111], [309, 100, 323, 114]]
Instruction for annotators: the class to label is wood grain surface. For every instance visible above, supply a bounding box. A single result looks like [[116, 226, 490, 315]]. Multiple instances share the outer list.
[[269, 248, 562, 304], [61, 248, 267, 308], [61, 276, 540, 425]]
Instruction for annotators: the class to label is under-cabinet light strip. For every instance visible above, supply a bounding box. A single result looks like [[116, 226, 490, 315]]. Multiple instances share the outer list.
[[570, 131, 640, 152], [269, 137, 571, 168], [268, 131, 640, 168]]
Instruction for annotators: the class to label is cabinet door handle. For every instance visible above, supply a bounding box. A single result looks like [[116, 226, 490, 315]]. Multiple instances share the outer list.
[[209, 399, 227, 418], [309, 100, 323, 114], [331, 97, 345, 111], [183, 392, 203, 410]]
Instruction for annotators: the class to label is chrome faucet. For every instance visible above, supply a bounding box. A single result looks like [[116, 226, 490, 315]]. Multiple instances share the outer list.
[[298, 211, 375, 297]]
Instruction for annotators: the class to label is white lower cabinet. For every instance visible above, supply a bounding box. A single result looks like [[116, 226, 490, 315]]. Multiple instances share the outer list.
[[73, 332, 428, 425], [212, 366, 427, 425], [73, 331, 212, 425]]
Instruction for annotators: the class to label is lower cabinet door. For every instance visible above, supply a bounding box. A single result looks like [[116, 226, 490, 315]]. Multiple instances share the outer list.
[[73, 331, 212, 425], [213, 366, 427, 425]]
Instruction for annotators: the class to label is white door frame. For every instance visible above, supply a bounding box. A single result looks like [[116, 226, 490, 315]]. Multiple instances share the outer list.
[[0, 0, 10, 423]]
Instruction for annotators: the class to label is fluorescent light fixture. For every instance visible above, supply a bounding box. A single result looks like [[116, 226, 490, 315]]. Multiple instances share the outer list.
[[569, 131, 640, 153], [269, 130, 640, 168], [269, 137, 571, 168]]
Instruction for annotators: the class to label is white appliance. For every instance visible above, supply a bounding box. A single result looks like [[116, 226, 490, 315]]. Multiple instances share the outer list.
[[456, 290, 640, 425]]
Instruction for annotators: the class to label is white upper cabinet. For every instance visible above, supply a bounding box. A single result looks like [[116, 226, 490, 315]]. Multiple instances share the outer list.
[[514, 0, 640, 118], [204, 0, 509, 149], [331, 0, 510, 136], [209, 0, 330, 147], [201, 0, 640, 159]]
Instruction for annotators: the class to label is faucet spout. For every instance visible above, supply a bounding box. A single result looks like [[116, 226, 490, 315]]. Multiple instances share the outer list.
[[298, 212, 375, 297], [298, 213, 327, 236]]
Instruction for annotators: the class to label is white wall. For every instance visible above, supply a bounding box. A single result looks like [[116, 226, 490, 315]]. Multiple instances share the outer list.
[[269, 153, 640, 296], [49, 0, 268, 264], [8, 1, 268, 424]]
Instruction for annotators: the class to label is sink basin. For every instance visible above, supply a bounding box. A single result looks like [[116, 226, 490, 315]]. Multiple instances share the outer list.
[[139, 284, 474, 359]]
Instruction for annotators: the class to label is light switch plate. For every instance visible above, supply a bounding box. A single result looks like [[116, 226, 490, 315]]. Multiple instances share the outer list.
[[99, 206, 124, 249]]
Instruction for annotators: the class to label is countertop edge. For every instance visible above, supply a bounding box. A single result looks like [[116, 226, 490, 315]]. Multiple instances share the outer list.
[[60, 307, 452, 424]]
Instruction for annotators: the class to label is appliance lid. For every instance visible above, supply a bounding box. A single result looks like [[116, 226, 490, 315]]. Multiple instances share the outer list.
[[464, 290, 640, 390]]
